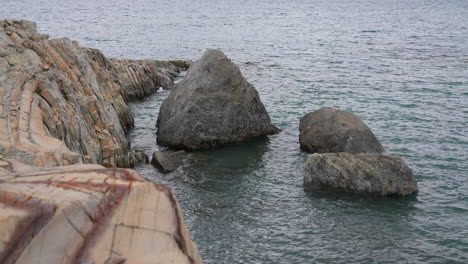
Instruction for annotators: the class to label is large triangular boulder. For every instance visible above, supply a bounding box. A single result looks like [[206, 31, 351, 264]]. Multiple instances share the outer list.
[[156, 49, 279, 150]]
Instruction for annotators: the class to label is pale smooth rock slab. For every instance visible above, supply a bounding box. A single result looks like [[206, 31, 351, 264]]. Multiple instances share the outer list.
[[0, 160, 203, 264]]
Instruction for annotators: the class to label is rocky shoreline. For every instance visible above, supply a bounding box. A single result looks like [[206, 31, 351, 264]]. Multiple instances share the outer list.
[[0, 20, 202, 263], [1, 19, 419, 264]]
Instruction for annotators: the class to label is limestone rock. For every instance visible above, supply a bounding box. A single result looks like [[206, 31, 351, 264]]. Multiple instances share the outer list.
[[0, 20, 169, 168], [0, 160, 203, 264], [156, 49, 279, 150], [299, 107, 384, 154], [304, 152, 418, 196]]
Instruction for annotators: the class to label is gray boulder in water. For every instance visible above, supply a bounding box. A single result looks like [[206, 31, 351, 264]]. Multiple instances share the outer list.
[[156, 49, 279, 150], [299, 107, 384, 154], [304, 152, 418, 196], [151, 151, 186, 173]]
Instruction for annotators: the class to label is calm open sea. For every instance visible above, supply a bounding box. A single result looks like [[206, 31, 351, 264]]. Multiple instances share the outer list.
[[2, 0, 467, 263]]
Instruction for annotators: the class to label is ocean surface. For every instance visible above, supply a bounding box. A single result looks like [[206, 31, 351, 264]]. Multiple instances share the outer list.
[[2, 0, 467, 263]]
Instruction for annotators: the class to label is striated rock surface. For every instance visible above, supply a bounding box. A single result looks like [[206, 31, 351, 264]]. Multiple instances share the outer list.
[[109, 59, 189, 99], [156, 49, 279, 150], [0, 20, 169, 168], [299, 107, 384, 154], [143, 59, 191, 90], [304, 152, 418, 196], [0, 20, 203, 264], [0, 159, 203, 264]]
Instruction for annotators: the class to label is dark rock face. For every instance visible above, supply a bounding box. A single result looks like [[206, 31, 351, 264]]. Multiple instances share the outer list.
[[151, 151, 186, 173], [156, 49, 279, 150], [299, 107, 384, 154], [304, 152, 418, 196]]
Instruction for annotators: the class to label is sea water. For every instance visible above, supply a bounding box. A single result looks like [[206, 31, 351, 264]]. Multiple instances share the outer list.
[[2, 0, 467, 263]]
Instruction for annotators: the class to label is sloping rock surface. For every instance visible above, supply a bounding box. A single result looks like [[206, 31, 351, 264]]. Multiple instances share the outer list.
[[0, 20, 167, 168], [299, 107, 384, 154], [0, 159, 202, 264], [156, 49, 279, 150], [151, 151, 187, 173], [304, 152, 418, 196]]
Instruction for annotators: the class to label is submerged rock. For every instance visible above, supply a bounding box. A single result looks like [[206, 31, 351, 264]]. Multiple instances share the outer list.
[[151, 150, 186, 173], [0, 160, 203, 264], [304, 152, 418, 196], [156, 49, 279, 150], [299, 107, 384, 154]]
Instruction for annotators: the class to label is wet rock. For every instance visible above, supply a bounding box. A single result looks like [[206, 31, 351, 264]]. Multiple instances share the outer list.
[[151, 151, 186, 173], [133, 151, 149, 164], [299, 107, 384, 154], [0, 160, 203, 264], [304, 152, 418, 196], [157, 49, 279, 150]]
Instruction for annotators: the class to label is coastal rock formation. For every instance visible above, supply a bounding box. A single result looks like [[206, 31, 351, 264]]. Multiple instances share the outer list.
[[0, 20, 168, 168], [304, 152, 418, 196], [110, 59, 190, 99], [144, 59, 192, 90], [108, 58, 166, 101], [157, 49, 279, 150], [299, 107, 384, 154], [0, 159, 203, 264]]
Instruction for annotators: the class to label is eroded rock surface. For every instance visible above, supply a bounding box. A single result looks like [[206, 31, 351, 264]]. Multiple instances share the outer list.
[[0, 20, 169, 167], [157, 49, 279, 150], [299, 107, 384, 154], [304, 152, 418, 196], [0, 159, 203, 264]]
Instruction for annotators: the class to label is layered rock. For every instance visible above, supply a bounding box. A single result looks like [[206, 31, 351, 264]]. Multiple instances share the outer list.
[[299, 107, 384, 154], [157, 49, 279, 150], [304, 152, 418, 196], [144, 59, 192, 90], [109, 59, 189, 100], [0, 159, 203, 264], [0, 20, 169, 168]]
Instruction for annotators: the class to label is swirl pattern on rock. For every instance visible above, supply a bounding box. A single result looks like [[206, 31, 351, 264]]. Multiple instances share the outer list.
[[156, 49, 279, 150], [0, 159, 203, 264], [299, 107, 384, 154], [304, 152, 418, 196], [0, 20, 168, 167]]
